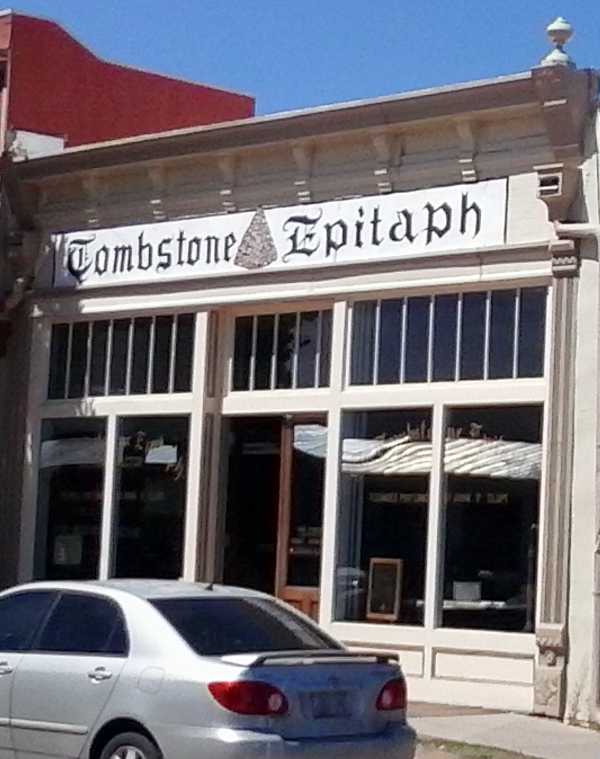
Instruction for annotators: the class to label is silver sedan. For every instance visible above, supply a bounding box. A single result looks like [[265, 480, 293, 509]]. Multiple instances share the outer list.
[[0, 580, 416, 759]]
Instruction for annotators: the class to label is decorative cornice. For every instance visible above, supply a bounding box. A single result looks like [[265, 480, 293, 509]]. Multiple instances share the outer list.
[[549, 237, 579, 277]]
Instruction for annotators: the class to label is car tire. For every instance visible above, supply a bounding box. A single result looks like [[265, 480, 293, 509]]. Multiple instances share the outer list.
[[99, 731, 162, 759]]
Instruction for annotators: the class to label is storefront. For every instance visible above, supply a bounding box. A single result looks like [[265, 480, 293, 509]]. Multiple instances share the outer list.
[[7, 54, 600, 720]]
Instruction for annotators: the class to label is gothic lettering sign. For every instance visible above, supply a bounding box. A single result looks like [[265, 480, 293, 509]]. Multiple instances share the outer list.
[[52, 179, 507, 289]]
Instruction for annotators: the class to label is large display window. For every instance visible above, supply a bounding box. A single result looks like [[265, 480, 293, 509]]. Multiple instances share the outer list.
[[335, 409, 431, 626], [35, 418, 107, 580], [441, 405, 541, 632], [114, 416, 189, 579]]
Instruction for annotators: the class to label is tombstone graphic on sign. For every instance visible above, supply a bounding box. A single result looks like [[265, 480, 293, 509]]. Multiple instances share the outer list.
[[234, 208, 278, 270]]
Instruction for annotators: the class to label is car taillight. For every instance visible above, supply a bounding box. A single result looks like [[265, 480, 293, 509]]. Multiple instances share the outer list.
[[376, 677, 407, 711], [208, 681, 289, 716]]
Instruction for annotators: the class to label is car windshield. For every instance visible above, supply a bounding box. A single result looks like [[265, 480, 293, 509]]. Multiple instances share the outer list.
[[151, 596, 341, 656]]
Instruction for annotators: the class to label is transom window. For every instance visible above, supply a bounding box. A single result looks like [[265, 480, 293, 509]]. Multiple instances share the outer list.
[[48, 313, 196, 399], [350, 287, 546, 385], [232, 309, 332, 391]]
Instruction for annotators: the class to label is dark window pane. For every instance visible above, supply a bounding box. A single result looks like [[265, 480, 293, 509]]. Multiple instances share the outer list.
[[233, 316, 253, 391], [36, 418, 106, 580], [442, 406, 542, 632], [109, 319, 129, 395], [152, 597, 339, 656], [350, 301, 376, 385], [89, 321, 109, 396], [318, 310, 332, 388], [460, 293, 486, 380], [48, 324, 69, 399], [378, 299, 403, 384], [0, 592, 56, 652], [115, 416, 188, 579], [254, 315, 275, 390], [37, 594, 127, 654], [433, 295, 458, 382], [287, 424, 326, 586], [336, 409, 432, 627], [152, 316, 173, 393], [489, 290, 516, 379], [130, 318, 151, 394], [297, 311, 319, 388], [68, 323, 89, 398], [174, 313, 195, 392], [404, 297, 430, 383], [276, 313, 296, 389], [518, 288, 546, 378]]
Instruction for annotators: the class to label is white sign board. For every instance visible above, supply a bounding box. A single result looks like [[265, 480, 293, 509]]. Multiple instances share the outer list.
[[52, 178, 507, 289]]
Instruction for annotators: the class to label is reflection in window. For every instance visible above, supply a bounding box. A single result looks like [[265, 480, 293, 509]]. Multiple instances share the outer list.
[[335, 409, 431, 627], [287, 424, 326, 587], [114, 416, 189, 579], [35, 418, 106, 580], [442, 405, 542, 632], [232, 309, 333, 391], [349, 288, 546, 386]]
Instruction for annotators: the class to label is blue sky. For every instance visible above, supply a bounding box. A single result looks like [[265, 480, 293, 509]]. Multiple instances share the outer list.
[[7, 1, 599, 115]]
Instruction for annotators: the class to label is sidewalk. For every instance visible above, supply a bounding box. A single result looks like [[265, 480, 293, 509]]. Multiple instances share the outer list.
[[409, 703, 600, 759]]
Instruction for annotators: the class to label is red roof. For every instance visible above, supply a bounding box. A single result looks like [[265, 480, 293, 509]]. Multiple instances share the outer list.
[[0, 13, 254, 147]]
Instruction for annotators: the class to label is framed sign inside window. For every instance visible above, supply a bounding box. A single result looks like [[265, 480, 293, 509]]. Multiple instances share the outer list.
[[366, 558, 403, 622]]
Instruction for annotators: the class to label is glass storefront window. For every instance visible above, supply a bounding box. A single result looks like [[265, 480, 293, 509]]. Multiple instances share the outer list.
[[114, 416, 189, 579], [47, 314, 196, 399], [349, 288, 546, 386], [442, 405, 542, 632], [35, 418, 106, 580], [232, 309, 332, 391], [335, 409, 431, 626]]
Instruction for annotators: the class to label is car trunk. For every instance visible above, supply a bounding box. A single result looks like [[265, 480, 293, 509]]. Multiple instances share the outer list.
[[219, 650, 405, 739]]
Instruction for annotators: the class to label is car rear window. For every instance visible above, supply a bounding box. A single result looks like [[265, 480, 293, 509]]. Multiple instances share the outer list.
[[151, 597, 341, 656]]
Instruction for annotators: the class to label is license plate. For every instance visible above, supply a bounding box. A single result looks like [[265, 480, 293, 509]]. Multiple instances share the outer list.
[[310, 691, 350, 718]]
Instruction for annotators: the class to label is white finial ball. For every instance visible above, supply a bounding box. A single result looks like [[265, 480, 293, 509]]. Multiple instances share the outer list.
[[546, 16, 573, 48]]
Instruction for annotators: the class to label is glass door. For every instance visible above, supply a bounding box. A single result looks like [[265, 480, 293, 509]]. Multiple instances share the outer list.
[[223, 415, 327, 620], [275, 416, 327, 620]]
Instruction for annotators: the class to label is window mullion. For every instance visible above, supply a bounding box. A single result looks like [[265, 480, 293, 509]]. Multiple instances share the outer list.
[[64, 323, 73, 399], [84, 321, 93, 398], [455, 294, 463, 381], [125, 319, 134, 395], [98, 414, 118, 580], [423, 403, 446, 632], [513, 289, 521, 379], [104, 321, 114, 396]]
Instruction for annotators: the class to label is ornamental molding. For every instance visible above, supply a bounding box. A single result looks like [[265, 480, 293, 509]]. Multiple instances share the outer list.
[[536, 623, 566, 655], [549, 238, 579, 277]]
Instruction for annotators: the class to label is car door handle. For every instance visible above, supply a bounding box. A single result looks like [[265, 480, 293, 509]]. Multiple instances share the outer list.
[[87, 667, 112, 682], [0, 662, 13, 676]]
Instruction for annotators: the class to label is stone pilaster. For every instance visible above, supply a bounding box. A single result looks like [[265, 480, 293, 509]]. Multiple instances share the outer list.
[[534, 239, 579, 718]]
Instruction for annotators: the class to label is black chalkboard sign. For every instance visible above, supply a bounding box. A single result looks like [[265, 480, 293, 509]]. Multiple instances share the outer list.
[[366, 558, 403, 622]]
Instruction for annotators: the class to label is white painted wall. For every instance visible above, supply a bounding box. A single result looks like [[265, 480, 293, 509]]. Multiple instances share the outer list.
[[566, 108, 600, 723]]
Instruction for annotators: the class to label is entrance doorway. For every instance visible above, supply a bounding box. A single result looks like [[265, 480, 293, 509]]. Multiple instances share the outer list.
[[223, 416, 327, 619]]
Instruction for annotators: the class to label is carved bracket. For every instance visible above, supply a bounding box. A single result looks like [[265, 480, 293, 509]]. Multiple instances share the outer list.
[[217, 154, 238, 213], [81, 174, 103, 227], [549, 236, 579, 277], [291, 142, 314, 204], [147, 165, 167, 221], [370, 131, 394, 194], [455, 119, 478, 183]]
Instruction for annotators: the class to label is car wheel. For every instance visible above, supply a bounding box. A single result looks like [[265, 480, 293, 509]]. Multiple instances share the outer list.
[[99, 731, 162, 759]]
